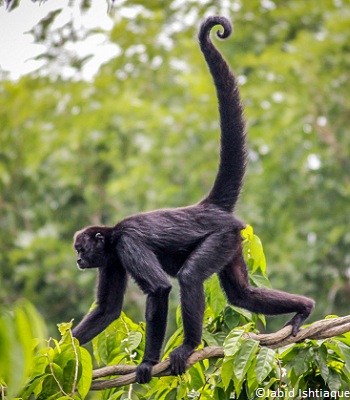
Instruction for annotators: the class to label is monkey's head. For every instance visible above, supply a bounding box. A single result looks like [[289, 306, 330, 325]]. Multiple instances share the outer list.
[[73, 226, 112, 270]]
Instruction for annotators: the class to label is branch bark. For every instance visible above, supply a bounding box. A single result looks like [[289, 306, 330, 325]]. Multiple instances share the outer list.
[[90, 315, 350, 391]]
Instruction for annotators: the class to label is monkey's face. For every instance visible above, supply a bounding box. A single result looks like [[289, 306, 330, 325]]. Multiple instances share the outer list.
[[74, 229, 108, 270]]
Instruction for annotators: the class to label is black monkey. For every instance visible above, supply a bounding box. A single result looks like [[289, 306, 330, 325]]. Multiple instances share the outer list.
[[72, 16, 315, 384]]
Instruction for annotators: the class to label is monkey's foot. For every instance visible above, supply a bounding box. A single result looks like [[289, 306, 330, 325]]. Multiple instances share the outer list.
[[284, 299, 316, 336], [169, 344, 194, 376], [135, 360, 157, 384]]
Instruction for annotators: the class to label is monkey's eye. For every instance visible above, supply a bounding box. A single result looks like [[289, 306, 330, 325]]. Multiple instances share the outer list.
[[95, 232, 104, 242], [76, 246, 85, 254]]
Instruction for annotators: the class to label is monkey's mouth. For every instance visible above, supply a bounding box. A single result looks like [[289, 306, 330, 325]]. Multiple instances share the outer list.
[[77, 259, 86, 270], [77, 259, 97, 270]]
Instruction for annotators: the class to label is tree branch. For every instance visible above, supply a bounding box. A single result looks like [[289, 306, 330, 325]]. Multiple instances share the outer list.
[[90, 315, 350, 391]]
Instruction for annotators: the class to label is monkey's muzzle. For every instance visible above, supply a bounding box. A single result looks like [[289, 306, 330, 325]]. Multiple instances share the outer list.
[[77, 258, 86, 270]]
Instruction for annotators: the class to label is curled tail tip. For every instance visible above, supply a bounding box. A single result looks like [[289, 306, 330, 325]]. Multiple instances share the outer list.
[[199, 16, 232, 43]]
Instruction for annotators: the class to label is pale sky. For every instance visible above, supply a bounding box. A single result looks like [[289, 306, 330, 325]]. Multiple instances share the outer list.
[[0, 1, 118, 80]]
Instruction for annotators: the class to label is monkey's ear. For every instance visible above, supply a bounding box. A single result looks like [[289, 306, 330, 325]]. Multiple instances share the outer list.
[[95, 232, 104, 242]]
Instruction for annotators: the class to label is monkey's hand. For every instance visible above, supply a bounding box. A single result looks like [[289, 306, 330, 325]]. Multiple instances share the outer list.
[[136, 360, 157, 384], [169, 344, 194, 376]]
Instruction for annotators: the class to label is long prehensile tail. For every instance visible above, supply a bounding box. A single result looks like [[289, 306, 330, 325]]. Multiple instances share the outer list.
[[198, 16, 246, 213]]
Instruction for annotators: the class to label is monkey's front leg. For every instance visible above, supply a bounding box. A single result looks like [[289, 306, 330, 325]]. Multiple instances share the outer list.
[[136, 289, 171, 383], [73, 267, 127, 345], [73, 306, 120, 345], [117, 235, 173, 384]]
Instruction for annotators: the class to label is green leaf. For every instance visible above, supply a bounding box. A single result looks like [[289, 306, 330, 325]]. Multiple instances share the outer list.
[[246, 358, 259, 396], [41, 371, 60, 397], [57, 321, 73, 336], [18, 299, 47, 340], [50, 362, 64, 383], [164, 389, 177, 400], [121, 392, 140, 400], [221, 356, 234, 390], [202, 331, 221, 346], [213, 386, 229, 400], [255, 347, 275, 382], [163, 328, 183, 359], [337, 341, 350, 366], [0, 301, 47, 398], [204, 275, 227, 315], [92, 312, 142, 365], [223, 329, 244, 357], [314, 343, 329, 382], [233, 339, 259, 381], [290, 348, 311, 376], [327, 368, 342, 392], [242, 228, 267, 274], [19, 373, 49, 398], [222, 306, 244, 331], [77, 347, 92, 399], [252, 235, 267, 273], [241, 225, 254, 241], [126, 331, 142, 352], [62, 359, 76, 393], [176, 305, 183, 328], [189, 362, 206, 390], [232, 340, 259, 397], [176, 378, 188, 400], [249, 273, 271, 289]]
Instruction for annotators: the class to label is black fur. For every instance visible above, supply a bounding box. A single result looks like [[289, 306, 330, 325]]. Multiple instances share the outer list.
[[71, 16, 315, 384]]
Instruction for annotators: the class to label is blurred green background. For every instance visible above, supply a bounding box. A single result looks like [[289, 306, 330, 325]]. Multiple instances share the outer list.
[[0, 0, 349, 336]]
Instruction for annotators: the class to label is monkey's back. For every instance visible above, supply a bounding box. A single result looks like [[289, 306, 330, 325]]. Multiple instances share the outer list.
[[115, 205, 244, 276]]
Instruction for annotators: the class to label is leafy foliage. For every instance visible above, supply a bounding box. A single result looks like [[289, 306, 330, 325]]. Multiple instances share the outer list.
[[0, 300, 47, 399], [21, 321, 92, 400], [2, 228, 350, 399], [0, 303, 92, 399]]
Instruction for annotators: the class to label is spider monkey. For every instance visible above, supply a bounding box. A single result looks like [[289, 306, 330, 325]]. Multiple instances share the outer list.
[[72, 16, 315, 384]]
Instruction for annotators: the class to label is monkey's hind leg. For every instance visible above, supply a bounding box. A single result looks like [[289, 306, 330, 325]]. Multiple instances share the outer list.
[[173, 231, 236, 376], [218, 255, 315, 336]]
